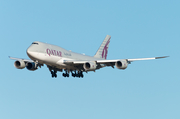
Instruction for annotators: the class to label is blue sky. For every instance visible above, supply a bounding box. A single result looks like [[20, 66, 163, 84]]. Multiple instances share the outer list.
[[0, 0, 179, 119]]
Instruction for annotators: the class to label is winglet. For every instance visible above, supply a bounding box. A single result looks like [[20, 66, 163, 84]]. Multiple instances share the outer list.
[[9, 56, 15, 60], [155, 56, 169, 59]]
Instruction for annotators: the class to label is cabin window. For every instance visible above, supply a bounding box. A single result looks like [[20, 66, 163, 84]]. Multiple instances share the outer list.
[[32, 42, 39, 45]]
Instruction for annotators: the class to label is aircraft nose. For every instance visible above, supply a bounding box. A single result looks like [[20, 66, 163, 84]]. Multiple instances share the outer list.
[[26, 48, 31, 56], [26, 46, 33, 57]]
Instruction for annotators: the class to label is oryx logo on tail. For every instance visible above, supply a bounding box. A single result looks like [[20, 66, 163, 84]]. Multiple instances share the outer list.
[[94, 35, 111, 59], [102, 37, 110, 59]]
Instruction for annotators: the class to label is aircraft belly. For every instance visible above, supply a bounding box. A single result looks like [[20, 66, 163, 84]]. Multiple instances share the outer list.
[[46, 62, 77, 70]]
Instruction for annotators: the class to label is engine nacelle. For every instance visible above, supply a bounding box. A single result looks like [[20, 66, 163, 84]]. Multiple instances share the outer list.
[[83, 61, 97, 71], [14, 60, 26, 69], [26, 62, 38, 71], [115, 60, 128, 70]]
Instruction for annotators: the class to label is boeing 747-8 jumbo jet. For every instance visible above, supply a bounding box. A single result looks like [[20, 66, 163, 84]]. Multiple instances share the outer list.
[[10, 35, 168, 78]]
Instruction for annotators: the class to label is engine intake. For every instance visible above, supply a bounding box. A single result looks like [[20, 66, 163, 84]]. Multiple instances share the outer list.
[[26, 62, 38, 71], [83, 61, 97, 71], [115, 60, 128, 69], [14, 60, 26, 69]]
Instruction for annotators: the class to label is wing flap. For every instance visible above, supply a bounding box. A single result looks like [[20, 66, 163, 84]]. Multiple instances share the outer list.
[[64, 60, 90, 64]]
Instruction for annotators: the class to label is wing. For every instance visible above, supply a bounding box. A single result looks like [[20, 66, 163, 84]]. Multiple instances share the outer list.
[[62, 56, 169, 71], [96, 56, 169, 64], [9, 56, 34, 62], [63, 56, 168, 64]]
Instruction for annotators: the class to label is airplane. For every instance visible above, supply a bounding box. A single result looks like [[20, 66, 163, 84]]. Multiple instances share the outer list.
[[9, 35, 168, 78]]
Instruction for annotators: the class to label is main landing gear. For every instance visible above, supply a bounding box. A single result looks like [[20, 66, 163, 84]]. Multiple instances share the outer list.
[[62, 71, 69, 77], [50, 69, 84, 78], [51, 70, 57, 78], [63, 71, 84, 78], [71, 71, 84, 78]]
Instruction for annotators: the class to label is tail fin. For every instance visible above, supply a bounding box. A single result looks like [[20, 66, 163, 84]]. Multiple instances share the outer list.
[[94, 35, 111, 59]]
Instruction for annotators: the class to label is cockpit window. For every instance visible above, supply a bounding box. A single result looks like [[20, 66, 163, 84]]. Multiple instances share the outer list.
[[32, 42, 39, 45]]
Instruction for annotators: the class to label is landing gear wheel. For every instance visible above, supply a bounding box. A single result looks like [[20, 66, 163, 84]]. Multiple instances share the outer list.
[[51, 71, 54, 77], [51, 70, 57, 78], [63, 73, 66, 77], [54, 74, 57, 78], [63, 71, 70, 78], [79, 71, 84, 78], [71, 71, 84, 78], [72, 73, 75, 77]]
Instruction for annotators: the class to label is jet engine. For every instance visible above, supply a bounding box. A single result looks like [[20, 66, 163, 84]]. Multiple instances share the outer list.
[[26, 62, 38, 71], [14, 60, 26, 69], [115, 60, 128, 69], [83, 61, 97, 71]]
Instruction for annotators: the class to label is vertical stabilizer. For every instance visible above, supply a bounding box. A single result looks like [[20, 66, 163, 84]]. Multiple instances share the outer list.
[[94, 35, 111, 59]]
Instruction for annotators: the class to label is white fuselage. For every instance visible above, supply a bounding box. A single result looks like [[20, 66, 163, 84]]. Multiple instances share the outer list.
[[27, 41, 103, 70]]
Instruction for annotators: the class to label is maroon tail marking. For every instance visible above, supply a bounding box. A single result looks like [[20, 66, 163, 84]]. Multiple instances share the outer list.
[[102, 38, 110, 59]]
